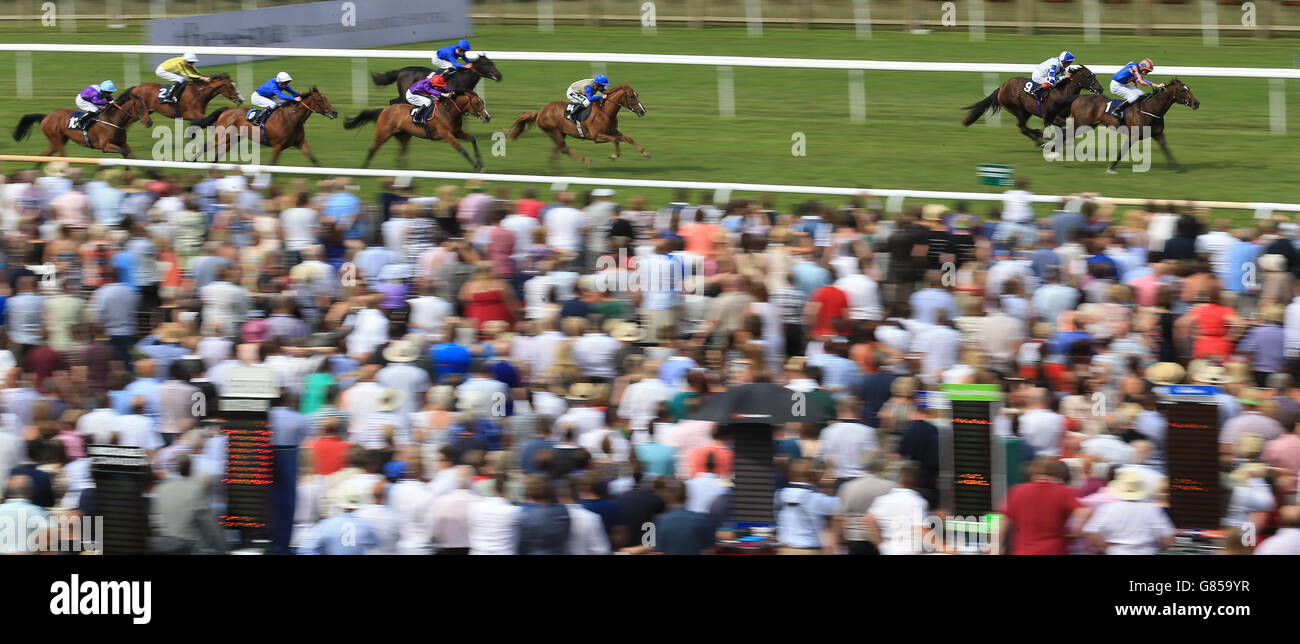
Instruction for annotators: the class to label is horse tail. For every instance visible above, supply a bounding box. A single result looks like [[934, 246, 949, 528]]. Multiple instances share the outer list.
[[343, 109, 384, 130], [1043, 95, 1078, 126], [191, 107, 230, 129], [961, 90, 1001, 127], [507, 111, 539, 141], [12, 114, 45, 142], [371, 69, 401, 86]]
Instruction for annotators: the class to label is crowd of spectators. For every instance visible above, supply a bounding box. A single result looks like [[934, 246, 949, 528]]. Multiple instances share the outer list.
[[1, 160, 1299, 555]]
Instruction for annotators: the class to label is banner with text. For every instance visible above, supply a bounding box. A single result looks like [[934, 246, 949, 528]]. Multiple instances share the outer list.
[[147, 0, 471, 66]]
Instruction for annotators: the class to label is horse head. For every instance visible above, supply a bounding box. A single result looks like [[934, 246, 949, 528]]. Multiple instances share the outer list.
[[208, 74, 244, 105], [302, 86, 339, 119], [465, 54, 503, 82], [461, 92, 491, 123], [611, 85, 646, 117], [1167, 78, 1200, 110], [1068, 65, 1104, 94], [116, 93, 152, 128]]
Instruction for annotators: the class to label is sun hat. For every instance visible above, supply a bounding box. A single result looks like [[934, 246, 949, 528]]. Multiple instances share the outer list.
[[382, 340, 421, 363], [1109, 470, 1151, 502], [374, 388, 405, 413], [1144, 362, 1186, 386]]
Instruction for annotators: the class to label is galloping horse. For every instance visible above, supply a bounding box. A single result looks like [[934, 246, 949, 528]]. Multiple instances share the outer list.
[[371, 56, 503, 105], [188, 86, 338, 165], [961, 65, 1104, 145], [343, 92, 491, 171], [121, 74, 244, 121], [1043, 78, 1200, 173], [507, 84, 649, 166], [11, 91, 153, 157]]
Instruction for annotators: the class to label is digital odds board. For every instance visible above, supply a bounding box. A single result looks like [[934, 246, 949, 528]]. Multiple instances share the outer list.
[[941, 385, 1000, 518], [219, 367, 280, 532], [1156, 385, 1223, 530]]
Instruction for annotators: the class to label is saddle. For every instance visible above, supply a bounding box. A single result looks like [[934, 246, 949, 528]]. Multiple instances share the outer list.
[[1104, 99, 1130, 120], [157, 83, 184, 103], [68, 111, 93, 130], [566, 104, 591, 123], [1023, 80, 1058, 101]]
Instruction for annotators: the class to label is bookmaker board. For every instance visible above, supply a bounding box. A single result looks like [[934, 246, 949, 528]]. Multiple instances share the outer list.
[[939, 385, 1002, 518], [220, 367, 280, 535], [1155, 385, 1223, 530], [87, 445, 151, 555]]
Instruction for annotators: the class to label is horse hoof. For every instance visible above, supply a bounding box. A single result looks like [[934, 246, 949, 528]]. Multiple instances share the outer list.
[[583, 159, 592, 167], [642, 154, 651, 160], [610, 154, 619, 161], [1105, 168, 1118, 175]]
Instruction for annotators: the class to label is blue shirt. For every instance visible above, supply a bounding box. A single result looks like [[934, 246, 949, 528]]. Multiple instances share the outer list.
[[323, 191, 363, 240], [431, 343, 471, 383], [1224, 241, 1263, 293], [909, 288, 957, 325], [255, 78, 299, 100], [774, 483, 838, 549], [1113, 61, 1154, 87], [635, 441, 676, 476], [300, 514, 378, 555], [517, 502, 570, 555], [653, 508, 714, 555], [791, 261, 832, 298], [517, 436, 554, 475], [116, 378, 162, 418], [435, 44, 469, 68]]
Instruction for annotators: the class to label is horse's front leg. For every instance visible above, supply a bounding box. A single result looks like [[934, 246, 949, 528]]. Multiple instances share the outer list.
[[615, 130, 649, 159], [269, 144, 285, 165], [298, 140, 321, 166], [441, 131, 481, 172], [1011, 108, 1040, 145], [1153, 131, 1182, 173], [455, 130, 482, 168]]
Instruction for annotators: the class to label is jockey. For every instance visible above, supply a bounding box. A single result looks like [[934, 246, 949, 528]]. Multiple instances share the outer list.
[[432, 39, 473, 77], [565, 74, 609, 136], [74, 80, 116, 128], [155, 52, 209, 103], [407, 73, 453, 124], [1108, 58, 1163, 117], [1031, 51, 1075, 96], [250, 72, 300, 126]]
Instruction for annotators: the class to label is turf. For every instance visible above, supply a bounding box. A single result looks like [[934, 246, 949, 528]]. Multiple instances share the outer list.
[[0, 22, 1298, 216]]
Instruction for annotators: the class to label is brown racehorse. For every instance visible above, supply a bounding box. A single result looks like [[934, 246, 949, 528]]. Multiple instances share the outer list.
[[507, 84, 648, 166], [1043, 78, 1200, 173], [11, 91, 153, 157], [342, 92, 491, 171], [188, 86, 338, 165], [122, 74, 244, 121], [961, 65, 1104, 145]]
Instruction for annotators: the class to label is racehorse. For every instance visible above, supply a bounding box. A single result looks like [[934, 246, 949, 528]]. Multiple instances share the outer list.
[[342, 92, 492, 172], [961, 65, 1104, 145], [1042, 78, 1200, 173], [11, 91, 153, 157], [188, 86, 338, 165], [506, 84, 648, 166], [370, 56, 503, 105], [121, 74, 244, 122]]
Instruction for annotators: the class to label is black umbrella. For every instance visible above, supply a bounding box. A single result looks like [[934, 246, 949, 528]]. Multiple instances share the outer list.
[[692, 383, 828, 426]]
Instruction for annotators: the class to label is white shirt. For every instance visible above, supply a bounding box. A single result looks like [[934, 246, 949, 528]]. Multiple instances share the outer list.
[[388, 478, 435, 555], [280, 207, 318, 251], [346, 308, 390, 358], [1082, 500, 1175, 555], [565, 503, 611, 555], [1001, 189, 1034, 223], [377, 363, 431, 415], [1195, 230, 1236, 276], [572, 333, 621, 378], [868, 487, 929, 555], [544, 206, 584, 252], [115, 414, 163, 450], [916, 324, 961, 383], [834, 273, 882, 321], [1018, 408, 1065, 456], [501, 214, 539, 256], [618, 378, 675, 434], [1286, 296, 1300, 359], [552, 407, 605, 443], [468, 495, 522, 555], [685, 473, 727, 514], [1254, 527, 1300, 555], [76, 408, 120, 445], [818, 422, 878, 479], [354, 503, 403, 555], [407, 295, 453, 334], [578, 427, 630, 462], [341, 381, 385, 434]]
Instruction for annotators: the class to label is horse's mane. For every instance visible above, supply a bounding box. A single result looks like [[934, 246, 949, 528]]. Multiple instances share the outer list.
[[203, 73, 231, 82]]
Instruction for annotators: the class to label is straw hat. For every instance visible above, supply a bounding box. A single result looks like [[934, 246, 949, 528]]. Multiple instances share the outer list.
[[784, 356, 807, 372], [1144, 362, 1186, 386], [43, 161, 69, 177], [1230, 462, 1268, 486], [337, 477, 371, 511], [921, 204, 949, 222], [1187, 360, 1232, 385], [1260, 304, 1285, 324], [1109, 470, 1152, 502], [154, 322, 187, 344], [609, 322, 645, 343], [374, 388, 405, 413], [382, 340, 421, 363], [1258, 254, 1287, 272], [566, 382, 597, 402]]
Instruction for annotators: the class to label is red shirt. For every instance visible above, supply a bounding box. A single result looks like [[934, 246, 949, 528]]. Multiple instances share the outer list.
[[1000, 480, 1081, 555], [515, 198, 544, 220], [809, 286, 850, 337], [686, 445, 733, 478], [306, 436, 353, 476], [23, 345, 66, 394]]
